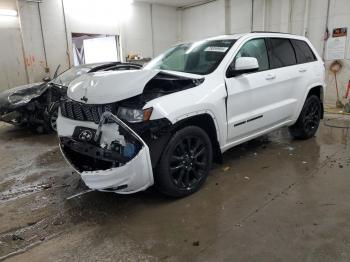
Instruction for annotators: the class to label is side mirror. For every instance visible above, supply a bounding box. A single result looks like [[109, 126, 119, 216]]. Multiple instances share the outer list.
[[226, 57, 259, 78]]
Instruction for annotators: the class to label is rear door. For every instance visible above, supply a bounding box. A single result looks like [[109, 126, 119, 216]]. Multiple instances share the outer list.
[[251, 37, 301, 130], [290, 39, 320, 115]]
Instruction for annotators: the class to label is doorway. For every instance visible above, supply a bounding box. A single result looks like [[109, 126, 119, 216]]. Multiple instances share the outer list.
[[71, 33, 121, 66]]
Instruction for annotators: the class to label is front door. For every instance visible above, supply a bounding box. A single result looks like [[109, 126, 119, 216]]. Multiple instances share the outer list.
[[225, 38, 271, 142]]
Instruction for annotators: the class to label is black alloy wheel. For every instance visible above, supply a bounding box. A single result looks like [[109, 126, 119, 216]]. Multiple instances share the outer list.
[[170, 135, 208, 189], [156, 126, 212, 197], [289, 95, 322, 139]]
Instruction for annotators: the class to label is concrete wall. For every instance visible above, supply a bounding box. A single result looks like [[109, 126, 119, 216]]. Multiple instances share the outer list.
[[179, 0, 350, 105], [122, 3, 179, 59], [122, 2, 153, 59], [0, 0, 179, 89], [0, 0, 28, 91], [152, 4, 179, 55], [181, 0, 226, 41]]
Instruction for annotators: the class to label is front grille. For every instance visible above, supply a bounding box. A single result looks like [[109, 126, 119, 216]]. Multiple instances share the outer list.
[[61, 101, 113, 124]]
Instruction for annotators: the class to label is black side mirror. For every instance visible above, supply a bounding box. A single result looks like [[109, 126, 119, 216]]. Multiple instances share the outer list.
[[226, 65, 237, 78]]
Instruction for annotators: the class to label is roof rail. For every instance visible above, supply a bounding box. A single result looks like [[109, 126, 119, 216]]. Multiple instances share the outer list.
[[251, 31, 299, 36]]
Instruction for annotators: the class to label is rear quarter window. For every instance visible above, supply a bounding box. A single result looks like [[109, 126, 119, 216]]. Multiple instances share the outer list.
[[291, 39, 317, 64], [267, 38, 296, 69]]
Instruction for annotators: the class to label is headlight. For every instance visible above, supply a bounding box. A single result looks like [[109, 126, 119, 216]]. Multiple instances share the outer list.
[[117, 107, 153, 123]]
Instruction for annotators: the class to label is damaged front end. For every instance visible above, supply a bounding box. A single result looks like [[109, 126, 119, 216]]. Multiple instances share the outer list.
[[58, 111, 153, 193], [57, 69, 205, 193]]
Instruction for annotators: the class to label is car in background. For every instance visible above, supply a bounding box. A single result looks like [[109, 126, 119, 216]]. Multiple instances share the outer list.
[[0, 62, 142, 133]]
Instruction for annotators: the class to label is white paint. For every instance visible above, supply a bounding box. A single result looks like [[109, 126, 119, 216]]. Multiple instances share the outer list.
[[67, 70, 159, 104]]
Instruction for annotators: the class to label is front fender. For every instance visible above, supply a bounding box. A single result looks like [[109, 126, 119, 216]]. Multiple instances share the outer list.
[[145, 80, 228, 147]]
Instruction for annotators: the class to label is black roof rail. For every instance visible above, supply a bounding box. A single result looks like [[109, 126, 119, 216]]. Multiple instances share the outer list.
[[251, 31, 300, 36]]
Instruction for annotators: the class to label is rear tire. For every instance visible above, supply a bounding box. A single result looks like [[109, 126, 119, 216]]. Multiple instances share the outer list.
[[155, 126, 213, 197], [289, 95, 322, 139]]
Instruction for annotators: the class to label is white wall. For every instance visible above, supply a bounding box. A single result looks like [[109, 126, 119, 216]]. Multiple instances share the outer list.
[[22, 0, 70, 79], [229, 0, 252, 33], [17, 1, 47, 83], [122, 2, 179, 59], [122, 2, 154, 59], [322, 0, 350, 106], [10, 0, 179, 84], [2, 0, 349, 105], [181, 0, 225, 42], [152, 4, 179, 55], [179, 0, 350, 105], [0, 0, 28, 91]]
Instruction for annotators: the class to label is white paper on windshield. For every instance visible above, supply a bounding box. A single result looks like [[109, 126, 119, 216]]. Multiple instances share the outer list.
[[204, 46, 228, 52]]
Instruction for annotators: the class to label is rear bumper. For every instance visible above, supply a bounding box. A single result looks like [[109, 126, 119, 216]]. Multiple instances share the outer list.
[[57, 111, 154, 194]]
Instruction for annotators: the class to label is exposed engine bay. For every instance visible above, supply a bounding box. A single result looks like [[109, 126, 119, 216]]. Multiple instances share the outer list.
[[57, 70, 204, 192], [60, 112, 143, 172], [58, 111, 154, 193]]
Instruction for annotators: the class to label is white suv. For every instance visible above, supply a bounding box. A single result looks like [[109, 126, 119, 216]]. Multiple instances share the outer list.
[[57, 32, 325, 197]]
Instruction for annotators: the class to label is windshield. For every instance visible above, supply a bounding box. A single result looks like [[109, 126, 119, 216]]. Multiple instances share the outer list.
[[145, 39, 236, 75], [51, 67, 91, 86]]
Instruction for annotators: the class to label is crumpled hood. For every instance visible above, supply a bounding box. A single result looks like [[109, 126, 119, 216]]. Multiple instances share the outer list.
[[67, 70, 160, 104], [0, 82, 46, 111]]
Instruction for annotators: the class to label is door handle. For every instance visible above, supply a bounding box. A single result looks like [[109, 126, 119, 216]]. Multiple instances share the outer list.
[[265, 74, 276, 80], [299, 68, 307, 73]]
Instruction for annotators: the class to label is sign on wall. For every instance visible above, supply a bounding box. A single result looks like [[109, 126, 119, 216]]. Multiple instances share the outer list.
[[326, 36, 347, 60], [332, 27, 347, 37]]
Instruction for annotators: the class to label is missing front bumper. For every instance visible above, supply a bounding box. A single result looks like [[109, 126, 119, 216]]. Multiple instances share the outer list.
[[57, 111, 154, 194]]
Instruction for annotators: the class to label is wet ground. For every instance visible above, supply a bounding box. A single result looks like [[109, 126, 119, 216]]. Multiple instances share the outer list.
[[0, 115, 349, 261]]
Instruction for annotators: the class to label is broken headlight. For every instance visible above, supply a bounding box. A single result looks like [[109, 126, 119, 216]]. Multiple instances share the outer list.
[[117, 107, 153, 123]]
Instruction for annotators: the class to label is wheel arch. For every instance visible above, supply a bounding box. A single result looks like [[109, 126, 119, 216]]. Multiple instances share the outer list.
[[171, 113, 223, 163], [294, 84, 325, 122], [305, 85, 324, 119]]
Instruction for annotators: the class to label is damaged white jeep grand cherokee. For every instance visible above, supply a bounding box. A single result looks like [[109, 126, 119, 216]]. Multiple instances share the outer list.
[[57, 33, 325, 197]]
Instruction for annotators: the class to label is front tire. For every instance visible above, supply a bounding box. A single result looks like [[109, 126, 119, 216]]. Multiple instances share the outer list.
[[43, 103, 59, 133], [155, 126, 213, 197], [289, 95, 322, 139]]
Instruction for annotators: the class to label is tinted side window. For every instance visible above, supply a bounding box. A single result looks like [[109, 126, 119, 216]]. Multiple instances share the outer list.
[[235, 38, 269, 71], [268, 38, 296, 68], [291, 39, 317, 63]]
